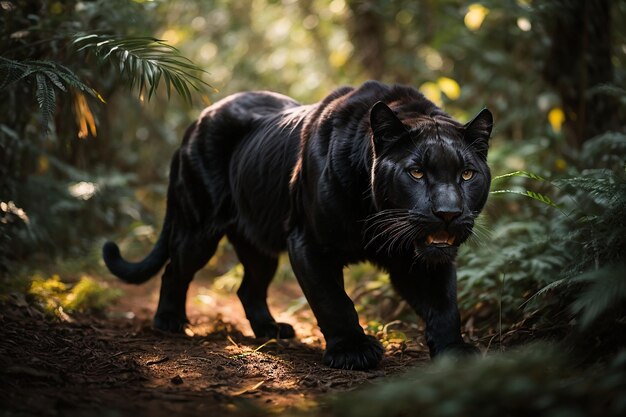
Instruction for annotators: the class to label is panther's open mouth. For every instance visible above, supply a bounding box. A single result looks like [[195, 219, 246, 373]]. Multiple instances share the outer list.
[[425, 231, 456, 247]]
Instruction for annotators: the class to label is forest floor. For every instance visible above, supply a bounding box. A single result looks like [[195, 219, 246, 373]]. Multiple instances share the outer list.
[[0, 270, 432, 417]]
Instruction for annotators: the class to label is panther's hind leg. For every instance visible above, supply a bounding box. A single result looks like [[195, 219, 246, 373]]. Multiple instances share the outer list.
[[228, 232, 295, 339], [154, 231, 223, 333]]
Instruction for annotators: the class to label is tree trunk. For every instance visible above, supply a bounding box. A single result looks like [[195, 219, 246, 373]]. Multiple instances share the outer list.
[[541, 0, 618, 149], [347, 0, 386, 80]]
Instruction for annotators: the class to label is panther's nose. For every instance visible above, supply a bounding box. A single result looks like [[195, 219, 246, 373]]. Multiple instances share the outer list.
[[431, 183, 463, 224], [433, 209, 461, 224]]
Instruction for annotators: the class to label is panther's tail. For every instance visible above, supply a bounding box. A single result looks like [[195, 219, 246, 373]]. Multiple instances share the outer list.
[[102, 148, 182, 284], [102, 220, 170, 284]]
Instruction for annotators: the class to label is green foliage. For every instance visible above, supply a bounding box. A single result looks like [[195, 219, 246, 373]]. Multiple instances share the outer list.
[[528, 169, 626, 332], [212, 264, 244, 293], [28, 274, 68, 314], [63, 275, 121, 313], [457, 161, 626, 336], [0, 0, 207, 271], [492, 170, 547, 182], [29, 274, 121, 317], [0, 57, 102, 131], [490, 170, 562, 211], [323, 344, 626, 417], [570, 264, 626, 330], [556, 169, 626, 273], [73, 34, 211, 104], [489, 189, 561, 211], [581, 132, 626, 170], [457, 215, 570, 324]]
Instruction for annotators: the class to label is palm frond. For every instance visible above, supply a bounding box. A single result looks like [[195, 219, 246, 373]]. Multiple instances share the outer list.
[[73, 34, 212, 104]]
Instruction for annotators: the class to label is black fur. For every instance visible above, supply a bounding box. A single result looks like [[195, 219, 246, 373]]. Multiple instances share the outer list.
[[103, 81, 493, 369]]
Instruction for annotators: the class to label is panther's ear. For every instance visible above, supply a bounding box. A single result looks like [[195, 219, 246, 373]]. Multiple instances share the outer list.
[[464, 108, 493, 160], [370, 101, 407, 154]]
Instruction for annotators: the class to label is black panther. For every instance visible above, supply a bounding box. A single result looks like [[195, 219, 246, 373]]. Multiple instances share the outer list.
[[103, 80, 493, 370]]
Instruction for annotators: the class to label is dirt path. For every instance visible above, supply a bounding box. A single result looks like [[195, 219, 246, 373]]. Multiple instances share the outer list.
[[0, 274, 429, 416]]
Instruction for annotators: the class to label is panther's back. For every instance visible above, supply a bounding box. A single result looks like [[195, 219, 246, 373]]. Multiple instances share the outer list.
[[227, 103, 313, 253], [177, 91, 299, 223]]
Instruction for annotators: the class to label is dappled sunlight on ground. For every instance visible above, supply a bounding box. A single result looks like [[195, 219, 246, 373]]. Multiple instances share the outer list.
[[0, 268, 429, 416]]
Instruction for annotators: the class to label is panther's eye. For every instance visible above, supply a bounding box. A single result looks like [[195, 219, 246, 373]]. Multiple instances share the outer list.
[[409, 169, 424, 180], [461, 169, 474, 181]]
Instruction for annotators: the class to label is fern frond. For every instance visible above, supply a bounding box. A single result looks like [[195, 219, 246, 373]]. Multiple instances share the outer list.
[[0, 58, 100, 97], [0, 57, 105, 133], [35, 73, 56, 131], [570, 264, 626, 329], [556, 170, 624, 189], [43, 70, 67, 92], [73, 34, 212, 104], [0, 58, 30, 89], [580, 132, 626, 169], [523, 274, 584, 309], [586, 83, 626, 105]]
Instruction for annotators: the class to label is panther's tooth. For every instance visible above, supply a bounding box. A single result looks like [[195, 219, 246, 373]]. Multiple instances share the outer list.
[[447, 236, 456, 245], [426, 235, 434, 245]]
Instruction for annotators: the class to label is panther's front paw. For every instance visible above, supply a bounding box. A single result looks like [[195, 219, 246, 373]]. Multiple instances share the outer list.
[[323, 334, 383, 370], [153, 312, 188, 333], [252, 321, 296, 339]]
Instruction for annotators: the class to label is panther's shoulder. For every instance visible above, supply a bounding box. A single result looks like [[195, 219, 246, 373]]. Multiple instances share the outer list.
[[316, 81, 435, 123]]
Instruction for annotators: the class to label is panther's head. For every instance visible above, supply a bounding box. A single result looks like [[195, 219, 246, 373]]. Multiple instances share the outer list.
[[367, 101, 492, 263]]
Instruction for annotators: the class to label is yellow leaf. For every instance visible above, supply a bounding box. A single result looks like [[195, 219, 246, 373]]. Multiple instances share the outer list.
[[201, 94, 212, 106], [94, 90, 106, 104], [38, 156, 49, 174], [50, 2, 63, 15], [437, 77, 461, 100], [548, 107, 565, 133], [465, 4, 489, 31], [554, 158, 567, 171], [73, 93, 97, 139]]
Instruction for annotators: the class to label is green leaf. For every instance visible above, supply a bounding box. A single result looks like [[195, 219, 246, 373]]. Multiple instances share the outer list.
[[489, 189, 562, 211], [34, 73, 56, 132], [492, 170, 547, 182], [43, 71, 67, 92]]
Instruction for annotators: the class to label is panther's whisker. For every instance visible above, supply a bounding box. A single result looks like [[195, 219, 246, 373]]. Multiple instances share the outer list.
[[369, 221, 401, 253], [383, 221, 417, 256], [363, 213, 413, 239], [365, 220, 402, 248]]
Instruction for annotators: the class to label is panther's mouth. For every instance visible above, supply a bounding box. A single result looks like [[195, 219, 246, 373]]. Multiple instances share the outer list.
[[425, 231, 456, 247]]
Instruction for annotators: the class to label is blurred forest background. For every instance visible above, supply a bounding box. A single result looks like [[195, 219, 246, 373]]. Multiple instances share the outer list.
[[1, 0, 626, 415]]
